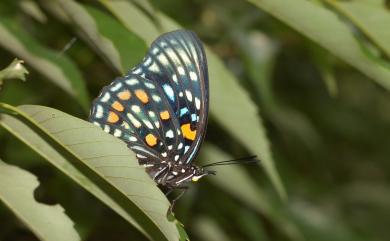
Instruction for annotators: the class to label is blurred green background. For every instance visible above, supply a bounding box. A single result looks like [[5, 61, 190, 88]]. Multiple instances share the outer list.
[[1, 0, 390, 241]]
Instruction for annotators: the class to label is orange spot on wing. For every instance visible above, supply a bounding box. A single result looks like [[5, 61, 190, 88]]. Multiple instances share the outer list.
[[117, 90, 131, 100], [160, 111, 170, 120], [145, 133, 157, 147], [107, 111, 119, 123], [112, 101, 124, 112], [181, 123, 196, 141], [135, 89, 149, 104]]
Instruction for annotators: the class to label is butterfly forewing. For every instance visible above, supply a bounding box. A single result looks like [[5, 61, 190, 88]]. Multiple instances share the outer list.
[[90, 29, 209, 175], [130, 30, 209, 164]]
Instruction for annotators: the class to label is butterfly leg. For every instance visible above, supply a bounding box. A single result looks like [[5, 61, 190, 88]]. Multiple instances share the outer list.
[[167, 186, 188, 215], [164, 188, 174, 197]]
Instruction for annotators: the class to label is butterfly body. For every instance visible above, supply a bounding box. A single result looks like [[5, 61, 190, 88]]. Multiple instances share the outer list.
[[145, 161, 212, 188], [89, 30, 213, 189]]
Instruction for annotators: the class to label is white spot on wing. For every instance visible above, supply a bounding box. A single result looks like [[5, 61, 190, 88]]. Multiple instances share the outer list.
[[145, 82, 155, 89], [163, 84, 174, 101], [126, 78, 139, 86], [121, 122, 130, 129], [168, 145, 173, 150], [185, 90, 193, 101], [149, 62, 159, 72], [148, 111, 156, 117], [172, 74, 178, 83], [127, 113, 141, 128], [178, 143, 183, 150], [143, 120, 153, 129], [175, 155, 180, 161], [191, 114, 197, 122], [157, 54, 169, 65], [144, 57, 152, 66], [184, 145, 190, 153], [113, 129, 122, 137], [161, 152, 167, 157], [152, 95, 161, 102], [103, 125, 110, 133], [95, 105, 104, 118], [166, 130, 174, 138], [190, 71, 197, 81], [129, 136, 137, 142], [101, 92, 111, 102], [152, 47, 159, 54], [131, 105, 141, 113], [178, 66, 185, 75], [133, 68, 142, 74], [195, 97, 201, 110], [179, 92, 183, 97], [111, 82, 122, 91]]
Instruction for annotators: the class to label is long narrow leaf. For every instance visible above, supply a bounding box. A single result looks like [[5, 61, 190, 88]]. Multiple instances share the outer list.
[[0, 104, 182, 241], [246, 0, 390, 91], [50, 0, 146, 74], [0, 159, 80, 241], [325, 0, 390, 59]]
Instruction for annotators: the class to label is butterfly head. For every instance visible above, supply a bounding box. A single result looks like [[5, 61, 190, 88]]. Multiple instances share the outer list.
[[191, 166, 216, 182]]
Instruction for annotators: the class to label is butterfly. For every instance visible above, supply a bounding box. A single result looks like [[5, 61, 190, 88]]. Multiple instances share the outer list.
[[89, 30, 215, 195]]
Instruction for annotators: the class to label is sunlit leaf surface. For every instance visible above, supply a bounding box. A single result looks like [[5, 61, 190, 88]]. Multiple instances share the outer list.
[[0, 104, 182, 241]]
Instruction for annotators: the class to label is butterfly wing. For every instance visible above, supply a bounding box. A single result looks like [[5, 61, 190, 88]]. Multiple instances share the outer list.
[[130, 30, 209, 164], [89, 30, 209, 166], [89, 74, 181, 164]]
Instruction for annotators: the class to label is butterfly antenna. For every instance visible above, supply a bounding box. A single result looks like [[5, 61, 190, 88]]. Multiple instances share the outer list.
[[202, 155, 259, 167]]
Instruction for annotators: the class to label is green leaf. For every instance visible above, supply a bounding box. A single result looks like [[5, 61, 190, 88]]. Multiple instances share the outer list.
[[0, 58, 29, 89], [99, 0, 286, 201], [0, 104, 146, 237], [0, 18, 89, 111], [193, 217, 232, 241], [84, 5, 147, 72], [325, 0, 390, 59], [100, 0, 160, 45], [51, 0, 146, 74], [0, 104, 182, 241], [200, 144, 304, 241], [19, 0, 48, 24], [246, 0, 390, 91], [0, 159, 81, 241]]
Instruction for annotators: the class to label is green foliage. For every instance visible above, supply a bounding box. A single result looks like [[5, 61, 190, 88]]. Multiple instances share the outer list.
[[0, 159, 80, 241], [0, 59, 28, 88], [0, 0, 389, 240]]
